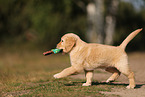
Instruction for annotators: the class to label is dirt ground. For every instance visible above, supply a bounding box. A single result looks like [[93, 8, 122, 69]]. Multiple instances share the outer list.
[[71, 52, 145, 97]]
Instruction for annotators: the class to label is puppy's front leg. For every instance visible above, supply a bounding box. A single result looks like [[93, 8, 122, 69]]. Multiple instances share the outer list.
[[82, 70, 94, 86], [54, 66, 78, 79]]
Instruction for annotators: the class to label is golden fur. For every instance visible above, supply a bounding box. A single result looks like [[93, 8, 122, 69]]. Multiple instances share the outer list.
[[54, 28, 142, 89]]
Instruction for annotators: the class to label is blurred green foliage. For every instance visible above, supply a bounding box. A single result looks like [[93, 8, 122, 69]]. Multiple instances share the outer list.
[[0, 0, 87, 50], [115, 2, 145, 51], [0, 0, 145, 51]]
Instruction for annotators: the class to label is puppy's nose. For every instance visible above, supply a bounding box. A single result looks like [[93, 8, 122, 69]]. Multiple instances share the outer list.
[[56, 42, 61, 49], [56, 44, 59, 49]]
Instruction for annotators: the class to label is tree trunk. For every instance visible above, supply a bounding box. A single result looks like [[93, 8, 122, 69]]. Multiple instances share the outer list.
[[86, 0, 104, 43], [86, 2, 97, 43], [104, 0, 119, 45], [94, 0, 104, 44]]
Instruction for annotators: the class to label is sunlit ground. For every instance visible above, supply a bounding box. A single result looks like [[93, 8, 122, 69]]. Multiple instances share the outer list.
[[0, 47, 144, 96]]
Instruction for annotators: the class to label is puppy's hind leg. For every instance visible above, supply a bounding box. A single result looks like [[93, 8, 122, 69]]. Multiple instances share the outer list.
[[105, 67, 121, 83], [82, 70, 94, 86], [116, 64, 135, 89]]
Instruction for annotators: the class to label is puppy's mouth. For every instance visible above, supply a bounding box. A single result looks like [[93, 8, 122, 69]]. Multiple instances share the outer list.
[[56, 45, 65, 54], [56, 48, 65, 54], [59, 49, 63, 53], [56, 47, 64, 52]]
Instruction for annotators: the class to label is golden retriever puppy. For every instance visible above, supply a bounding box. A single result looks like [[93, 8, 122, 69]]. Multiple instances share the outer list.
[[54, 28, 142, 89]]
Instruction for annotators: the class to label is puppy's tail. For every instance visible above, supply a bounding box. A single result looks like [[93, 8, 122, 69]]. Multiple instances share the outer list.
[[119, 28, 143, 50]]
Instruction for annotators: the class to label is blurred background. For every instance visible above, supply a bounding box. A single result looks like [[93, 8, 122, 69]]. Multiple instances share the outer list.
[[0, 1, 145, 96], [0, 0, 145, 52]]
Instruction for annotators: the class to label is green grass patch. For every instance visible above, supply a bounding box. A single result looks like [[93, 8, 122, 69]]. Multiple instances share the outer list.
[[1, 77, 120, 97], [0, 50, 121, 97], [2, 78, 114, 97]]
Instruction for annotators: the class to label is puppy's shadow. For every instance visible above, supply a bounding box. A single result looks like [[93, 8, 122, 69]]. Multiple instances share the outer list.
[[92, 81, 128, 86], [65, 81, 145, 89], [93, 81, 145, 89], [98, 82, 145, 89]]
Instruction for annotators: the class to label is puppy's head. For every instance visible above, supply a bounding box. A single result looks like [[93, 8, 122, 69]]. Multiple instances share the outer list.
[[57, 33, 79, 53]]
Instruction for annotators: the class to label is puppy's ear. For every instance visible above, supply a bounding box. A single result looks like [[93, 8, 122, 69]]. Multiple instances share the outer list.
[[64, 37, 76, 53]]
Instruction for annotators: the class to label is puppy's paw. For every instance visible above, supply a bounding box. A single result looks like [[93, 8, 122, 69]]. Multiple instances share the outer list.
[[126, 85, 135, 89], [82, 83, 91, 86], [106, 79, 114, 83], [53, 73, 61, 79]]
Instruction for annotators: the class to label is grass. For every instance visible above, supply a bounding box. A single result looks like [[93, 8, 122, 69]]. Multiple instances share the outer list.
[[2, 78, 116, 97], [0, 49, 120, 97]]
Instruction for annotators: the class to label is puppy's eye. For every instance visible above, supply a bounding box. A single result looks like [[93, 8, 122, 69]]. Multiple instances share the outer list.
[[61, 40, 64, 42]]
